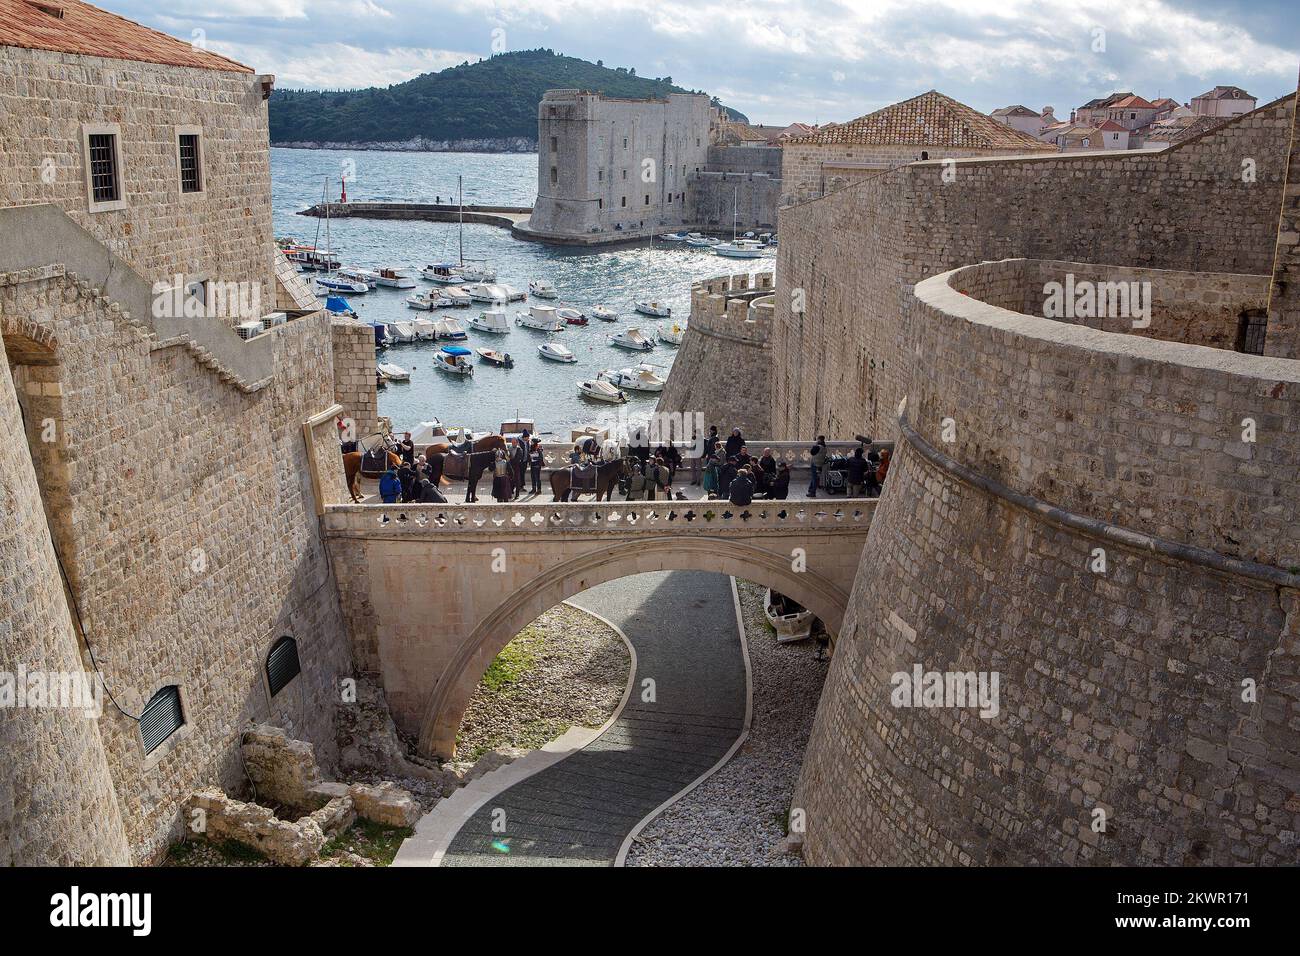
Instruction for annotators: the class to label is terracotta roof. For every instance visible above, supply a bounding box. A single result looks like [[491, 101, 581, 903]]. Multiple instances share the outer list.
[[1110, 95, 1157, 110], [991, 105, 1039, 117], [787, 91, 1056, 151], [1097, 119, 1127, 132], [1149, 115, 1228, 144], [0, 0, 253, 73], [1080, 92, 1133, 110], [1194, 85, 1254, 101]]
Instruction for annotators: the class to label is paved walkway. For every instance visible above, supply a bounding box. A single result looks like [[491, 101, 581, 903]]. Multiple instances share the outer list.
[[440, 570, 748, 866]]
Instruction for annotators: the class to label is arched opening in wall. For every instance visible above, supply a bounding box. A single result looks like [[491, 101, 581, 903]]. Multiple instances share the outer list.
[[434, 567, 836, 866]]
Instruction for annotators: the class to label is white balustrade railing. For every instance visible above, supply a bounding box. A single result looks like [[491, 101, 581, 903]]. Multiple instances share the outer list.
[[322, 498, 878, 535], [530, 439, 893, 469]]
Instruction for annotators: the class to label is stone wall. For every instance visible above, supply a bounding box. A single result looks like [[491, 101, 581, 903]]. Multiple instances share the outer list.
[[330, 320, 378, 442], [1265, 67, 1300, 358], [657, 272, 774, 436], [793, 258, 1300, 865], [688, 171, 781, 231], [772, 93, 1297, 444]]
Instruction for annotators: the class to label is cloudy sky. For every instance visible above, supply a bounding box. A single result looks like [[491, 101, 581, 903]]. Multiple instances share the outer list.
[[107, 0, 1299, 124]]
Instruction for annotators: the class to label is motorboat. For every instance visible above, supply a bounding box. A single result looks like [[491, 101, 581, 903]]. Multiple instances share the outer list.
[[765, 589, 813, 643], [578, 379, 627, 403], [283, 244, 340, 272], [368, 322, 390, 348], [538, 342, 577, 363], [421, 262, 461, 284], [529, 278, 559, 299], [500, 418, 536, 443], [377, 361, 410, 382], [440, 286, 472, 307], [609, 327, 654, 351], [338, 266, 379, 286], [322, 294, 357, 319], [411, 317, 438, 340], [603, 364, 666, 392], [406, 291, 443, 311], [658, 231, 690, 242], [433, 345, 474, 376], [457, 260, 497, 283], [685, 234, 721, 248], [409, 419, 449, 447], [713, 239, 767, 258], [315, 274, 368, 294], [657, 320, 687, 345], [433, 317, 468, 341], [465, 282, 525, 303], [516, 304, 565, 332], [476, 347, 514, 368], [557, 308, 587, 326], [388, 321, 417, 344], [469, 309, 511, 334], [590, 305, 618, 322], [634, 300, 671, 318], [373, 267, 416, 289]]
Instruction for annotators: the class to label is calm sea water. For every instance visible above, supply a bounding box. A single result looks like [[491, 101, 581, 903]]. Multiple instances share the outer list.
[[271, 147, 772, 437]]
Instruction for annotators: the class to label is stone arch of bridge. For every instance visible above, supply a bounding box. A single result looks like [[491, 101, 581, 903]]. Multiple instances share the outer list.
[[417, 534, 850, 758]]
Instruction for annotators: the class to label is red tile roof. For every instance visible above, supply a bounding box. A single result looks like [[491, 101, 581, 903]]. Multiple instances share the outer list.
[[786, 90, 1056, 151], [0, 0, 253, 73], [1097, 119, 1127, 132], [1110, 95, 1157, 110]]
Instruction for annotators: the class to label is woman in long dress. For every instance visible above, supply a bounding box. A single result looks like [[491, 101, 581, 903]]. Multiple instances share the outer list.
[[491, 448, 514, 502]]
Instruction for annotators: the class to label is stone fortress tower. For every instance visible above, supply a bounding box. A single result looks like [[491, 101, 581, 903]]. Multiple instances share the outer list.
[[521, 90, 711, 243]]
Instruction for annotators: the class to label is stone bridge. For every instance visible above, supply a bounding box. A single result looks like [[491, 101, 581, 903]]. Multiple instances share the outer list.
[[322, 499, 875, 758]]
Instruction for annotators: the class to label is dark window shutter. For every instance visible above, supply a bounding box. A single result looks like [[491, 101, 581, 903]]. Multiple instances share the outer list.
[[140, 686, 184, 754], [266, 636, 301, 697]]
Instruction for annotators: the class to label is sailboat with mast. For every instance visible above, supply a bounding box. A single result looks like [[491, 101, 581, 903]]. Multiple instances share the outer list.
[[713, 185, 765, 258], [312, 178, 369, 292], [432, 175, 496, 282]]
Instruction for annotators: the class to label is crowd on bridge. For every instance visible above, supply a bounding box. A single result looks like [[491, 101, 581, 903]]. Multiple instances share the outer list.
[[345, 420, 891, 506]]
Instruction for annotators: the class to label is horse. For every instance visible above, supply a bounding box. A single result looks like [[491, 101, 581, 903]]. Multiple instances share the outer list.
[[428, 450, 498, 502], [551, 457, 630, 502], [342, 449, 402, 503], [424, 434, 507, 460]]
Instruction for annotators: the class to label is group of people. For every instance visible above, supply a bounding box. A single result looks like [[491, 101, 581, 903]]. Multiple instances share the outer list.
[[695, 427, 891, 505], [488, 433, 547, 503], [378, 434, 448, 505]]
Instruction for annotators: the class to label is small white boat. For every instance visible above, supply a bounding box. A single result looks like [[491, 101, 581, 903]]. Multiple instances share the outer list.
[[433, 345, 474, 376], [609, 327, 654, 351], [373, 267, 416, 289], [476, 347, 514, 368], [377, 361, 410, 382], [516, 304, 565, 332], [411, 317, 438, 340], [315, 274, 369, 294], [658, 231, 690, 242], [422, 262, 461, 284], [578, 379, 627, 403], [713, 239, 767, 259], [457, 260, 497, 283], [765, 589, 813, 643], [685, 234, 721, 248], [406, 291, 442, 311], [465, 282, 524, 303], [590, 305, 618, 322], [389, 321, 417, 344], [634, 300, 671, 318], [440, 286, 472, 307], [433, 317, 468, 341], [409, 419, 448, 447], [529, 278, 559, 299], [470, 309, 511, 334], [538, 342, 577, 363], [339, 266, 379, 285], [603, 364, 666, 392], [557, 308, 587, 326], [657, 321, 687, 345]]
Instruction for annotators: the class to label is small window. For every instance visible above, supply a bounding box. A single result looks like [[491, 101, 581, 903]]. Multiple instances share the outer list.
[[550, 136, 558, 153], [598, 198, 603, 209], [140, 686, 184, 754], [598, 169, 603, 181], [623, 137, 628, 149], [644, 193, 650, 205], [550, 166, 558, 185], [266, 636, 301, 697], [621, 169, 627, 181], [178, 133, 202, 193], [621, 196, 626, 207], [88, 133, 120, 204]]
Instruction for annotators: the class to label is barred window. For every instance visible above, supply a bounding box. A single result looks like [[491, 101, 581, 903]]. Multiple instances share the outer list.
[[140, 686, 184, 754], [266, 636, 301, 697], [88, 133, 120, 204], [178, 133, 202, 193]]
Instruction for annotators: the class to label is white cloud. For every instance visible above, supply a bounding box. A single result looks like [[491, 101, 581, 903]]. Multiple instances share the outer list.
[[208, 41, 482, 88]]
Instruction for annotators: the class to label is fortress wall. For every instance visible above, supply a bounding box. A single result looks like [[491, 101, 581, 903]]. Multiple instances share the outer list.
[[0, 49, 274, 311], [688, 172, 781, 231], [771, 94, 1296, 443], [793, 259, 1300, 866], [331, 320, 378, 441], [657, 272, 774, 435], [1, 271, 352, 863], [1266, 68, 1300, 357], [0, 332, 131, 866]]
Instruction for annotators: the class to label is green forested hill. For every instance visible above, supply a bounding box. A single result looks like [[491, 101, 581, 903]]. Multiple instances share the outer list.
[[269, 49, 747, 146]]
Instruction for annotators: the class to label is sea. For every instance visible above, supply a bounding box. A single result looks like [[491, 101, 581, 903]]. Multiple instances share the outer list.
[[271, 147, 772, 439]]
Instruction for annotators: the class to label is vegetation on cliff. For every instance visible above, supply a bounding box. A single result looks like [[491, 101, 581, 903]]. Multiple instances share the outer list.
[[269, 49, 747, 147]]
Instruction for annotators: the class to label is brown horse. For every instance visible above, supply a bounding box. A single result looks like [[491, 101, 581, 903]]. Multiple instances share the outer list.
[[424, 434, 507, 460], [343, 449, 401, 502], [551, 457, 630, 502]]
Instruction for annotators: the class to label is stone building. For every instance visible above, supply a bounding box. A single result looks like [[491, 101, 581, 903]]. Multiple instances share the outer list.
[[0, 0, 367, 864], [519, 90, 712, 243], [780, 90, 1057, 203]]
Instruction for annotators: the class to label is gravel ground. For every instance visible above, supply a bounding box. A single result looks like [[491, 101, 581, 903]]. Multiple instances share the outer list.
[[624, 579, 829, 867], [453, 602, 631, 763]]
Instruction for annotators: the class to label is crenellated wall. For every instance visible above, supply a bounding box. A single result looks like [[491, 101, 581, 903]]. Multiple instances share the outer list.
[[793, 258, 1300, 865], [657, 272, 774, 435]]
